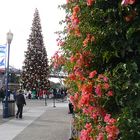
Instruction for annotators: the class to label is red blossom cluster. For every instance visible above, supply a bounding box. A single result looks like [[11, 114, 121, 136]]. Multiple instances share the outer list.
[[121, 0, 137, 23], [95, 74, 113, 97], [80, 123, 93, 140], [67, 50, 118, 139], [70, 51, 94, 69], [87, 0, 96, 6], [124, 9, 137, 22], [67, 5, 81, 36], [83, 34, 96, 47], [65, 42, 118, 139], [72, 5, 80, 26], [55, 32, 65, 47], [121, 0, 135, 6], [51, 51, 66, 69]]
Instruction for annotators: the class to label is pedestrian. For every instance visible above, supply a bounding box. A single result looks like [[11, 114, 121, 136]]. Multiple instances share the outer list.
[[28, 92, 31, 99], [67, 96, 74, 114], [53, 88, 57, 98], [0, 87, 5, 101], [39, 89, 43, 99], [15, 90, 26, 119]]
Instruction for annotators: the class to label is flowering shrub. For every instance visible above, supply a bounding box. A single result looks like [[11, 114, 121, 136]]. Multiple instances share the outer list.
[[50, 51, 66, 69], [52, 0, 140, 139]]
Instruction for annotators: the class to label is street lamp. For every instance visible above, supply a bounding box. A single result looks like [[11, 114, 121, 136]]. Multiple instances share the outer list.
[[3, 30, 13, 118]]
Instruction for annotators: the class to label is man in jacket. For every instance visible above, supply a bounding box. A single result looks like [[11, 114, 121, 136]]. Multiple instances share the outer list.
[[16, 90, 26, 119]]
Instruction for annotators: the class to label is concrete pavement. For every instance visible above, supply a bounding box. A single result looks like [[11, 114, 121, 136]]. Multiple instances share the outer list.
[[0, 99, 72, 140]]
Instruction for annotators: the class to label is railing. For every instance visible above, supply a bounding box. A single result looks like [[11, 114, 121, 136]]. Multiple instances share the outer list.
[[0, 68, 68, 78], [49, 74, 67, 78]]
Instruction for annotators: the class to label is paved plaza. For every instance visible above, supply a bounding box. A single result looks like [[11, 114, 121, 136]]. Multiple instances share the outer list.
[[0, 99, 72, 140]]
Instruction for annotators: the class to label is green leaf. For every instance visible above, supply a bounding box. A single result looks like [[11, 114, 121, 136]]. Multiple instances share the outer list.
[[126, 28, 136, 40]]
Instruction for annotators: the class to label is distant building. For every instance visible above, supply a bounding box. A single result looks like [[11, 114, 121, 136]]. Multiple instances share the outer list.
[[0, 66, 21, 90]]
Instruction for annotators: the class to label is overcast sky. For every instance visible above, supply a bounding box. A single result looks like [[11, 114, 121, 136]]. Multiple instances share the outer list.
[[0, 0, 66, 70]]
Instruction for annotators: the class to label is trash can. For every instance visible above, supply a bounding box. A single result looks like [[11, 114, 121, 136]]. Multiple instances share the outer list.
[[2, 100, 15, 117]]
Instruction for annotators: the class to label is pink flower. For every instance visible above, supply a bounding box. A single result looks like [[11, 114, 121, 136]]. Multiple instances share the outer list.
[[107, 91, 113, 97], [80, 129, 89, 140], [104, 114, 111, 123], [70, 55, 76, 63], [103, 76, 108, 82], [73, 17, 80, 25], [121, 0, 135, 6], [88, 106, 94, 112], [104, 114, 117, 124], [87, 0, 95, 6], [109, 118, 117, 124], [59, 41, 65, 46], [79, 93, 90, 107], [92, 112, 98, 120], [83, 108, 89, 114], [98, 74, 104, 79], [54, 63, 59, 69], [75, 69, 82, 77], [74, 92, 79, 100], [83, 106, 94, 116], [89, 70, 97, 78], [95, 84, 102, 97], [68, 73, 76, 80], [85, 123, 92, 133], [104, 83, 110, 89], [76, 59, 83, 66], [105, 125, 119, 140], [73, 5, 80, 13], [80, 124, 93, 140], [81, 84, 93, 94], [97, 132, 104, 140]]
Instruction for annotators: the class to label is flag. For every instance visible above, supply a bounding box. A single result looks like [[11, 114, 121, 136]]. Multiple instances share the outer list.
[[0, 44, 6, 69]]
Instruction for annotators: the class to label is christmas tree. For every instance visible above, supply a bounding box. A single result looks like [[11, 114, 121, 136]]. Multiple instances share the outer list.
[[22, 8, 50, 91]]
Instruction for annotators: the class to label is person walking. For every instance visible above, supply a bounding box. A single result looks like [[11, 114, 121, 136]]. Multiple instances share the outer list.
[[0, 87, 5, 101], [68, 98, 74, 114], [15, 90, 26, 119]]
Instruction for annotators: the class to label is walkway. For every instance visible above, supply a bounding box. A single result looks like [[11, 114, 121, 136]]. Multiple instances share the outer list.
[[0, 99, 72, 140]]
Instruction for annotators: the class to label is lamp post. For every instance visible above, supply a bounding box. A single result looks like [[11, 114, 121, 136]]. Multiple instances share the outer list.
[[3, 30, 13, 118]]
